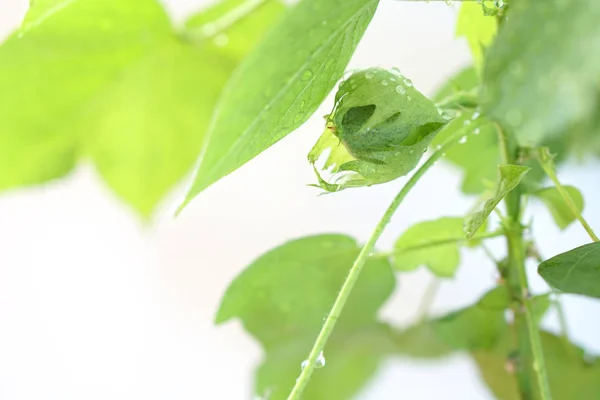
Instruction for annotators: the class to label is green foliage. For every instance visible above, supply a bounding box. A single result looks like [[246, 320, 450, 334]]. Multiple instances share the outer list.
[[393, 217, 484, 277], [181, 0, 379, 207], [0, 0, 282, 216], [464, 165, 530, 238], [482, 0, 600, 145], [474, 330, 600, 400], [538, 242, 600, 299], [532, 186, 585, 230], [456, 2, 497, 71], [216, 234, 396, 399], [308, 67, 447, 191]]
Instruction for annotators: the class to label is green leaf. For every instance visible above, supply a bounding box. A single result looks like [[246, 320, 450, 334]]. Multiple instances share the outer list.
[[538, 242, 600, 299], [393, 322, 454, 359], [532, 186, 585, 230], [309, 67, 448, 192], [482, 0, 600, 145], [393, 217, 472, 277], [181, 0, 380, 207], [456, 2, 497, 71], [216, 234, 395, 399], [464, 164, 530, 238], [433, 286, 509, 351], [473, 330, 600, 400], [0, 0, 282, 216], [531, 293, 552, 326]]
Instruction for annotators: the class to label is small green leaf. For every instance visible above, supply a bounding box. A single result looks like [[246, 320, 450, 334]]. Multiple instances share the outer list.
[[531, 293, 552, 326], [538, 242, 600, 298], [393, 217, 469, 277], [0, 0, 282, 216], [309, 67, 448, 191], [216, 234, 395, 398], [456, 2, 497, 71], [393, 322, 453, 359], [532, 186, 585, 230], [482, 0, 600, 145], [433, 287, 509, 350], [474, 330, 600, 400], [181, 0, 380, 207], [464, 164, 530, 238]]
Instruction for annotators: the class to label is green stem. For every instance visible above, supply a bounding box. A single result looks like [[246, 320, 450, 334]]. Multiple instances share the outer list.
[[286, 128, 473, 400], [374, 230, 504, 258], [536, 148, 599, 242], [496, 125, 552, 400], [182, 0, 272, 41], [416, 278, 441, 322]]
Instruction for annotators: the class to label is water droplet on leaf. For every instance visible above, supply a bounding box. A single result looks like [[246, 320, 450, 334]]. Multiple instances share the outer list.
[[395, 85, 406, 95], [459, 136, 468, 144], [365, 71, 375, 80], [402, 78, 413, 87], [381, 79, 389, 86], [301, 70, 313, 82]]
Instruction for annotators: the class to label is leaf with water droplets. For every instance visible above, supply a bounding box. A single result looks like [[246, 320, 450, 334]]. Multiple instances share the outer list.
[[473, 330, 600, 400], [538, 242, 600, 299], [393, 217, 492, 277], [216, 234, 396, 399], [531, 185, 585, 230], [464, 164, 530, 238], [482, 0, 600, 145], [0, 0, 283, 217], [456, 2, 497, 71], [309, 67, 448, 191], [180, 0, 380, 209]]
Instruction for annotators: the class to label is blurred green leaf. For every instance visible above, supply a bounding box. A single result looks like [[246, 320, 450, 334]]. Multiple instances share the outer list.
[[181, 0, 380, 207], [433, 287, 509, 350], [474, 330, 600, 400], [532, 186, 585, 230], [0, 0, 282, 216], [464, 165, 530, 238], [538, 242, 600, 299], [216, 234, 396, 399], [393, 217, 477, 277], [482, 0, 600, 145], [531, 294, 551, 326], [393, 322, 454, 359], [309, 67, 448, 191], [456, 2, 497, 71]]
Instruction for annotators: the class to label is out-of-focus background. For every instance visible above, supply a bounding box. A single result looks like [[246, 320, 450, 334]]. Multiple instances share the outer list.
[[0, 1, 598, 399]]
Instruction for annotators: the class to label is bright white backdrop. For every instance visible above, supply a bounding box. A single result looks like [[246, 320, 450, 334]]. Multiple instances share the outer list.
[[0, 1, 599, 399]]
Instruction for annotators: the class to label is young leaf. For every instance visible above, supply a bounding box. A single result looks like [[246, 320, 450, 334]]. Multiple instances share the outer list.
[[532, 186, 585, 230], [393, 217, 472, 277], [456, 2, 497, 71], [216, 234, 396, 399], [309, 68, 448, 191], [0, 0, 282, 216], [464, 164, 530, 238], [538, 242, 600, 299], [473, 330, 600, 400], [181, 0, 380, 207], [432, 286, 509, 351], [482, 0, 600, 145]]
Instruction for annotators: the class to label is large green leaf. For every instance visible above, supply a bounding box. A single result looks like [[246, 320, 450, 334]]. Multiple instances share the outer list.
[[456, 2, 497, 71], [538, 242, 600, 299], [464, 164, 530, 238], [0, 0, 283, 216], [181, 0, 380, 207], [531, 186, 585, 230], [393, 217, 482, 277], [482, 0, 600, 145], [474, 330, 600, 400], [309, 67, 448, 191], [216, 234, 396, 399]]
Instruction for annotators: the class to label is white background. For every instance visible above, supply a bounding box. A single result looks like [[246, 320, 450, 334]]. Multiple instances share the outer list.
[[1, 1, 599, 399]]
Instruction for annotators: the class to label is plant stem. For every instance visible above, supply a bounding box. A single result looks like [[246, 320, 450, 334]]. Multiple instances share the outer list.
[[416, 277, 441, 322], [536, 148, 599, 242], [286, 128, 474, 400], [182, 0, 272, 41], [374, 230, 504, 258], [496, 124, 552, 400]]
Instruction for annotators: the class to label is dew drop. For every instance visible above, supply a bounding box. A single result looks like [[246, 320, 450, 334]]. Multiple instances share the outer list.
[[391, 67, 402, 76], [381, 79, 389, 86], [395, 85, 406, 95], [459, 136, 468, 144], [301, 70, 313, 82], [409, 149, 415, 154], [402, 78, 413, 87], [473, 128, 481, 135], [407, 96, 412, 101], [301, 360, 309, 370], [463, 120, 472, 126], [365, 71, 375, 80], [494, 0, 504, 8], [471, 111, 481, 120], [213, 33, 229, 47], [435, 145, 442, 150]]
